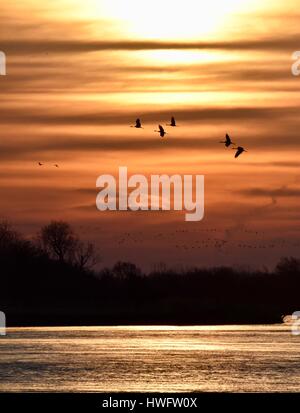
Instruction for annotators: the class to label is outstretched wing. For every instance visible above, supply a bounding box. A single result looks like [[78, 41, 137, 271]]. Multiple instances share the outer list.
[[171, 116, 176, 126], [235, 148, 243, 158], [159, 125, 164, 133], [226, 134, 231, 144]]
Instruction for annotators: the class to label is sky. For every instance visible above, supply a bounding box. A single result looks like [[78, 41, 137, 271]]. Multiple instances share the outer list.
[[1, 0, 300, 270]]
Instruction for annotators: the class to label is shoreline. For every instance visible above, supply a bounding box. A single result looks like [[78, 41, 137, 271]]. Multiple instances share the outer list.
[[6, 316, 283, 328]]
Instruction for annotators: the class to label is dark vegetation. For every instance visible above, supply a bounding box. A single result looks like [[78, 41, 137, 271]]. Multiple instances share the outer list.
[[0, 220, 299, 326]]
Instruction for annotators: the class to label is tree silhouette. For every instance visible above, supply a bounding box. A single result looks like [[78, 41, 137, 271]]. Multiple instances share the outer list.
[[1, 218, 299, 326], [275, 257, 300, 276], [112, 261, 142, 280], [75, 240, 99, 271], [38, 221, 77, 263], [37, 220, 98, 270], [0, 220, 19, 249]]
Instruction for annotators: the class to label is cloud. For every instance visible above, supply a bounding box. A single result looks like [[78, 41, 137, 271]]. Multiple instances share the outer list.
[[1, 127, 300, 161], [3, 36, 300, 55], [0, 136, 214, 160], [266, 161, 300, 168], [238, 186, 300, 198], [0, 106, 298, 126]]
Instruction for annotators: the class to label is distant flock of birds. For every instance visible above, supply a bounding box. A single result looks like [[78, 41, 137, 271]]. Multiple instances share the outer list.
[[114, 228, 291, 252], [38, 162, 59, 168], [131, 117, 248, 158]]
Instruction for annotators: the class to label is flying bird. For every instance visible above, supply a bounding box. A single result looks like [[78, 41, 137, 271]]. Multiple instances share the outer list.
[[220, 134, 235, 147], [38, 162, 43, 166], [131, 118, 143, 128], [54, 164, 59, 168], [167, 116, 176, 127], [155, 125, 167, 138], [233, 146, 247, 158]]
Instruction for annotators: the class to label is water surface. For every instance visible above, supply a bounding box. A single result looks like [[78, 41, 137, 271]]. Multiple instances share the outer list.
[[0, 325, 299, 392]]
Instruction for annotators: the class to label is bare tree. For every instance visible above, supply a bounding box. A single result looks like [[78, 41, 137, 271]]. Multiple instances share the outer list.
[[275, 257, 300, 276], [0, 220, 19, 248], [37, 221, 99, 270], [74, 241, 99, 271], [112, 261, 141, 280], [38, 221, 77, 263]]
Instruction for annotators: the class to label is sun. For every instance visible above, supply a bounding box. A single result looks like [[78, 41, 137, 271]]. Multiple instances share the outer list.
[[94, 0, 257, 40]]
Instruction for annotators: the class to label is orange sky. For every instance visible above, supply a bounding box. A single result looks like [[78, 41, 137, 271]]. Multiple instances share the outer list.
[[1, 0, 300, 269]]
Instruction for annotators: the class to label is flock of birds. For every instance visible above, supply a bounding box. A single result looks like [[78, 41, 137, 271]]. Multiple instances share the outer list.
[[110, 227, 294, 252], [37, 116, 247, 165], [219, 133, 247, 158], [131, 117, 248, 158]]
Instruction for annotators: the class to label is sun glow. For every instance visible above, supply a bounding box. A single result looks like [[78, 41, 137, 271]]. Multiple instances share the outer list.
[[94, 0, 258, 40]]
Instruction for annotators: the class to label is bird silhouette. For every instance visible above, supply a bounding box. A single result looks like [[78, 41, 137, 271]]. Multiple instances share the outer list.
[[38, 162, 43, 166], [220, 133, 235, 147], [54, 164, 59, 168], [233, 146, 247, 158], [131, 118, 143, 128], [167, 116, 176, 127], [155, 125, 167, 138]]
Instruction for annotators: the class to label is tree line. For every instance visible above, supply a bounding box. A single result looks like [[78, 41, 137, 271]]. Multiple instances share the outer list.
[[0, 220, 299, 326]]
